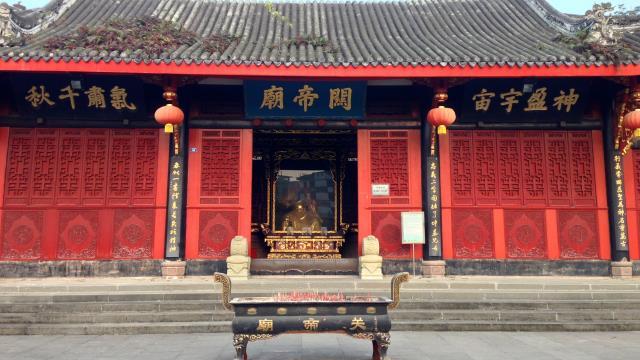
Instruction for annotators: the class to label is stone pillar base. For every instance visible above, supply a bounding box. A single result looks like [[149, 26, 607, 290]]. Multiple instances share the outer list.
[[611, 261, 633, 279], [422, 260, 446, 278], [161, 260, 186, 279]]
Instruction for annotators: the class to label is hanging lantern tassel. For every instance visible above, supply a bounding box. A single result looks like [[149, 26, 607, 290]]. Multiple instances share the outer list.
[[164, 123, 174, 133]]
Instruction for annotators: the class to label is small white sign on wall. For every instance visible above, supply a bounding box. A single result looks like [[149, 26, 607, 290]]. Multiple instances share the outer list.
[[401, 212, 426, 245], [371, 184, 390, 196]]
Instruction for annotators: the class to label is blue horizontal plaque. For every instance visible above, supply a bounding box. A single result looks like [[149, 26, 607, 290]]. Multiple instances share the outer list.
[[244, 80, 366, 119]]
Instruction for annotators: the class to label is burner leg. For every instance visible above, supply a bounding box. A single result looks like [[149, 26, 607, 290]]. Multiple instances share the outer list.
[[373, 332, 390, 360], [233, 334, 249, 360]]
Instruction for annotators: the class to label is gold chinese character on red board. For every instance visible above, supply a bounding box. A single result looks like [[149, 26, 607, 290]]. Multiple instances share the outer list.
[[472, 88, 495, 112], [553, 88, 580, 112], [499, 88, 523, 113], [25, 85, 55, 108], [111, 86, 137, 110], [85, 86, 106, 109], [260, 85, 284, 110], [524, 87, 548, 112], [59, 85, 80, 110], [293, 85, 319, 112], [329, 87, 352, 111]]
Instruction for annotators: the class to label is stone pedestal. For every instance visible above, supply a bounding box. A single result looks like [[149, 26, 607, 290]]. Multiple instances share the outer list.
[[227, 236, 250, 280], [359, 235, 383, 280], [611, 261, 633, 279], [422, 260, 446, 278], [161, 260, 186, 279]]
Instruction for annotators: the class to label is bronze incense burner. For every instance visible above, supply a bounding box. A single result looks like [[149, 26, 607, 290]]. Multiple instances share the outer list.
[[214, 272, 409, 360]]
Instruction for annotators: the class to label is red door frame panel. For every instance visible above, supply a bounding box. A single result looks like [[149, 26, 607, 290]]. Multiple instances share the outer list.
[[185, 129, 253, 259], [357, 129, 423, 259]]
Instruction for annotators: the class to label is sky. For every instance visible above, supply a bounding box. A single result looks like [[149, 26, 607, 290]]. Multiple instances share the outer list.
[[5, 0, 640, 14]]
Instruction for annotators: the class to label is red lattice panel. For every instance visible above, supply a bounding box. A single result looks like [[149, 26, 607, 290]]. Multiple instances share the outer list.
[[557, 210, 599, 259], [449, 131, 474, 205], [568, 132, 596, 207], [4, 129, 34, 206], [451, 209, 494, 258], [198, 210, 238, 258], [473, 131, 498, 205], [504, 210, 547, 259], [83, 130, 109, 206], [497, 132, 522, 205], [1, 211, 44, 260], [545, 132, 571, 206], [448, 130, 597, 208], [370, 131, 409, 198], [200, 131, 241, 202], [31, 129, 58, 206], [371, 211, 409, 258], [521, 132, 547, 205]]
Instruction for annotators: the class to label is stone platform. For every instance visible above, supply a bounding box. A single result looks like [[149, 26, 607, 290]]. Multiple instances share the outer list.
[[1, 276, 640, 335]]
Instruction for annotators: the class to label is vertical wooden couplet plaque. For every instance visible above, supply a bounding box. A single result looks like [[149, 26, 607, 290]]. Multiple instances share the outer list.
[[185, 129, 252, 260], [426, 127, 442, 259], [164, 127, 185, 259], [357, 129, 423, 259]]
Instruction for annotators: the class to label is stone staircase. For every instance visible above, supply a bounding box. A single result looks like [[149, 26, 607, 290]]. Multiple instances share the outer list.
[[1, 276, 640, 334]]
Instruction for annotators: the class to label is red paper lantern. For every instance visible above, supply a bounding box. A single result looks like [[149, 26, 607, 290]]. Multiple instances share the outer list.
[[625, 109, 640, 142], [154, 104, 184, 133], [427, 106, 456, 135]]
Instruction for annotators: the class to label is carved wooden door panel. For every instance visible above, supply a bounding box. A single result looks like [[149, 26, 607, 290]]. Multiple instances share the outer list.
[[0, 128, 169, 261], [357, 130, 422, 259], [185, 129, 253, 259], [441, 130, 609, 260]]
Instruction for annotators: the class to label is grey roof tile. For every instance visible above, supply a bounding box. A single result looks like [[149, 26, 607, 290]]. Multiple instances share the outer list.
[[2, 0, 639, 67]]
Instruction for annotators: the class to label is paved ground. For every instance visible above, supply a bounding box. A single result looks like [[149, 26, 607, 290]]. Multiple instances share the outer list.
[[1, 332, 639, 360]]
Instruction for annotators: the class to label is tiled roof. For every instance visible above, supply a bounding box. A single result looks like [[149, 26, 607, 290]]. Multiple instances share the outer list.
[[2, 0, 640, 68]]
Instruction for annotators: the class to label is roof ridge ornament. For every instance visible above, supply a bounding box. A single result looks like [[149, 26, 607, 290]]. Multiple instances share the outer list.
[[0, 0, 76, 46]]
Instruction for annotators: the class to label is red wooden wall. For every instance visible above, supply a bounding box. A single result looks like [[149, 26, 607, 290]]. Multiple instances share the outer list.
[[0, 128, 169, 261], [623, 150, 640, 260], [440, 130, 610, 260], [357, 130, 423, 259], [185, 129, 252, 259]]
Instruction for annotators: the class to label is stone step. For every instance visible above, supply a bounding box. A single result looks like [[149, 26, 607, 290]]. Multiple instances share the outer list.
[[0, 310, 234, 324], [2, 298, 640, 315], [3, 308, 639, 325], [0, 321, 231, 335], [390, 309, 640, 321], [3, 318, 640, 335], [391, 320, 640, 332], [3, 289, 640, 304], [1, 280, 639, 294]]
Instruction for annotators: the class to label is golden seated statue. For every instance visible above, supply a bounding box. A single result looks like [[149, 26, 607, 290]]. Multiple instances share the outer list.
[[282, 201, 322, 232]]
